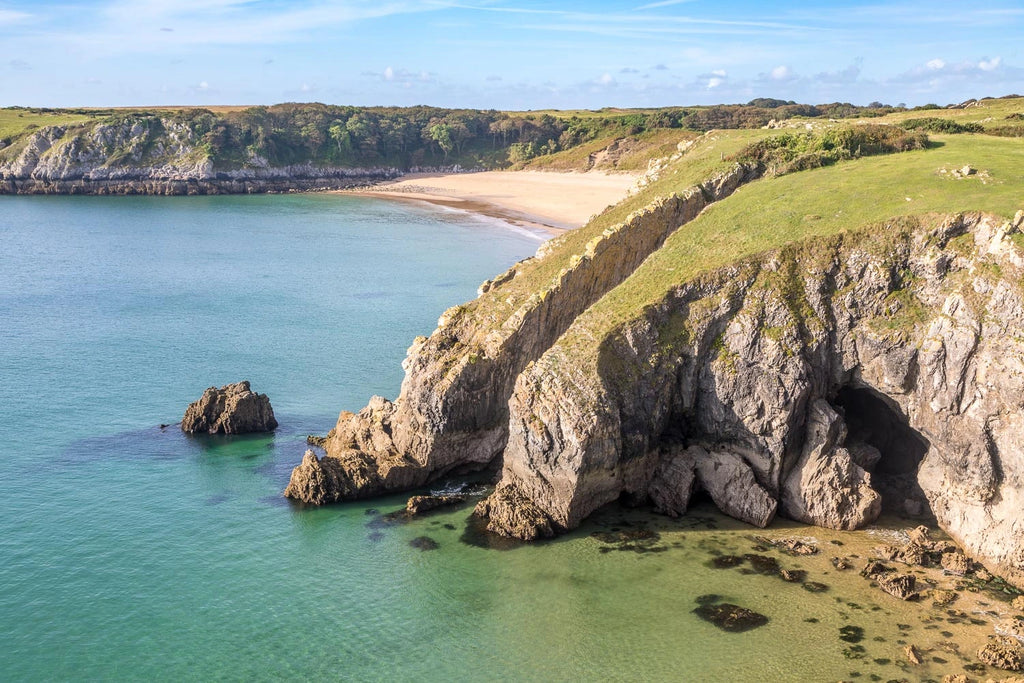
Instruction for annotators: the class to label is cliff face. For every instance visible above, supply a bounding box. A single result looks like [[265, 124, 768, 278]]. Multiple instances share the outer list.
[[282, 162, 761, 502], [482, 212, 1024, 586], [0, 120, 398, 194]]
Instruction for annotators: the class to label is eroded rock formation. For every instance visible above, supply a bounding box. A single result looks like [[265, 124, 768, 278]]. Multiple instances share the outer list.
[[481, 211, 1024, 586], [0, 122, 399, 194], [284, 163, 760, 502], [286, 200, 1024, 587], [181, 381, 277, 435]]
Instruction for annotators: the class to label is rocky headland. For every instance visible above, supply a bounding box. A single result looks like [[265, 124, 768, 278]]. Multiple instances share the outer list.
[[286, 169, 1024, 588]]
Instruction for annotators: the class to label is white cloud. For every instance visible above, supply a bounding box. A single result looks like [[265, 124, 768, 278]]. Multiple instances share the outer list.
[[711, 69, 726, 77], [926, 58, 945, 70], [384, 66, 394, 81], [0, 9, 31, 25], [707, 77, 723, 89], [634, 0, 696, 9], [978, 57, 1001, 71], [599, 72, 614, 84], [198, 80, 209, 90], [770, 65, 791, 80]]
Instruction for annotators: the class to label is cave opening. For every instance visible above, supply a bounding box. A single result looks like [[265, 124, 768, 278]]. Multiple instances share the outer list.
[[832, 385, 934, 520]]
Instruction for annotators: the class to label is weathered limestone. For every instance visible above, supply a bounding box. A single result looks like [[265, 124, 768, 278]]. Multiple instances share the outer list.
[[782, 399, 882, 530], [181, 381, 277, 435], [0, 122, 399, 194], [479, 212, 1024, 587], [285, 163, 761, 503]]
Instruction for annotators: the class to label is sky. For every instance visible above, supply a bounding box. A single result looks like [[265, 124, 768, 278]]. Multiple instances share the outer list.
[[0, 0, 1022, 109]]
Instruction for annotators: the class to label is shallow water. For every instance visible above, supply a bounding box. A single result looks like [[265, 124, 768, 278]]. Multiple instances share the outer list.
[[0, 194, 1012, 681]]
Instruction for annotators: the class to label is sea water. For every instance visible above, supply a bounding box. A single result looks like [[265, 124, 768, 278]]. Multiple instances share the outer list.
[[0, 194, 1005, 681]]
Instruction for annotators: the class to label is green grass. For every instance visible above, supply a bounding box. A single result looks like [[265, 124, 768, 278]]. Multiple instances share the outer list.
[[555, 133, 1024, 357], [522, 128, 698, 172], [464, 128, 778, 334], [858, 96, 1024, 131], [0, 108, 95, 141]]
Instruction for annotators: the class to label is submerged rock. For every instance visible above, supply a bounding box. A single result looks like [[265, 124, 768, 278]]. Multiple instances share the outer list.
[[181, 381, 277, 435], [409, 536, 439, 551], [405, 494, 467, 516], [693, 602, 769, 633]]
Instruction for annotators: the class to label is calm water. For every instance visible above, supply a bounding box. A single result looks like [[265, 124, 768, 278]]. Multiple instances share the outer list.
[[0, 194, 997, 681]]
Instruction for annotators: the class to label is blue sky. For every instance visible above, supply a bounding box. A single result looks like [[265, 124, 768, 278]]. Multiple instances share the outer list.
[[0, 0, 1022, 108]]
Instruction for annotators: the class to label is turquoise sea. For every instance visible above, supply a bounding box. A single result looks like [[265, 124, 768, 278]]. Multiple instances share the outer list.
[[0, 194, 995, 681]]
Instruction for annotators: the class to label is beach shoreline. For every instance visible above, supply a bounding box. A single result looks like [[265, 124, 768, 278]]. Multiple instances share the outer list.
[[335, 170, 641, 237]]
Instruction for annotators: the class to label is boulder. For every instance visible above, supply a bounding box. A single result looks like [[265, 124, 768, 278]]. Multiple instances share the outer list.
[[942, 551, 972, 575], [181, 381, 277, 434], [405, 494, 466, 516], [877, 572, 919, 600], [782, 400, 882, 531], [693, 446, 778, 528], [979, 637, 1024, 671], [474, 482, 555, 540]]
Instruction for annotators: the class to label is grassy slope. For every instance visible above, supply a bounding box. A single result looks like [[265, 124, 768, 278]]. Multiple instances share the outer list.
[[465, 128, 777, 335], [522, 128, 699, 173], [857, 96, 1024, 131], [559, 132, 1024, 355], [0, 109, 94, 140]]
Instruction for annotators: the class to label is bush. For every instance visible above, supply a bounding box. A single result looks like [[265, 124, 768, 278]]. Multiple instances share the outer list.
[[731, 125, 928, 176], [897, 118, 983, 134]]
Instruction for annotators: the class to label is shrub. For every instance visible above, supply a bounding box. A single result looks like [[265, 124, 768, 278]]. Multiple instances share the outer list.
[[897, 118, 983, 134]]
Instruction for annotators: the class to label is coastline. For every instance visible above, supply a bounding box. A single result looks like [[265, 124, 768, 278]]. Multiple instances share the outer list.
[[336, 170, 641, 237]]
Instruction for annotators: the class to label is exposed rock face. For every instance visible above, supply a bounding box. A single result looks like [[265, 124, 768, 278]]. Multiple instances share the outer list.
[[480, 212, 1024, 587], [181, 381, 277, 435], [286, 186, 1024, 587], [0, 122, 400, 194], [284, 163, 761, 502]]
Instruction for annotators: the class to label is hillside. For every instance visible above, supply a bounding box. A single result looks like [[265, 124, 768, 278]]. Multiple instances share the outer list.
[[4, 98, 1010, 193], [283, 97, 1024, 588]]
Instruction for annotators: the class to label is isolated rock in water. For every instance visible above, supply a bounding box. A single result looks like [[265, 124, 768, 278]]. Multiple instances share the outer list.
[[941, 551, 971, 575], [978, 637, 1024, 671], [182, 381, 278, 434], [693, 602, 770, 633], [473, 481, 555, 540], [405, 494, 466, 516], [876, 572, 919, 600]]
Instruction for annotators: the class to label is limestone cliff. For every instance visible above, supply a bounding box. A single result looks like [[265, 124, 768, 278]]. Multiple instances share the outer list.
[[287, 205, 1024, 587], [482, 211, 1024, 587], [0, 119, 398, 194], [282, 161, 760, 503]]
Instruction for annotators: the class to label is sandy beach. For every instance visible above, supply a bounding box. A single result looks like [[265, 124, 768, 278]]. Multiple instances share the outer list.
[[340, 170, 640, 235]]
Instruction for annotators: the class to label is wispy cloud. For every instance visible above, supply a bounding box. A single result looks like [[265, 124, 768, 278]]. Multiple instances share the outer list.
[[634, 0, 696, 10]]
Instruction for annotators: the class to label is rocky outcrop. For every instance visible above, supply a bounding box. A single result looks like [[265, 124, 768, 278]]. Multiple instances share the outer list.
[[405, 494, 466, 516], [0, 122, 399, 194], [479, 211, 1024, 587], [284, 162, 761, 503], [181, 381, 277, 434]]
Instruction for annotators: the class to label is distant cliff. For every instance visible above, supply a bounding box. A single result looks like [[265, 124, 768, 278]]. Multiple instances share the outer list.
[[0, 117, 401, 194]]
